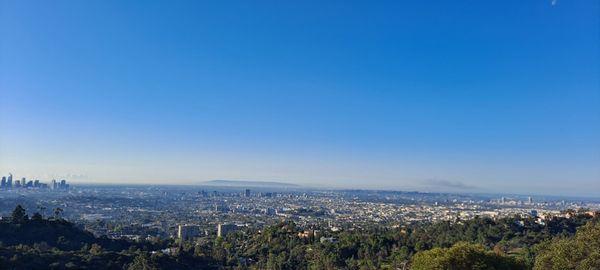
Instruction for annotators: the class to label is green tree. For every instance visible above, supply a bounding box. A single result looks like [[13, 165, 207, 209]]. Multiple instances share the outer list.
[[127, 253, 158, 270], [11, 205, 28, 223], [89, 243, 103, 255], [411, 242, 525, 270], [534, 221, 600, 270]]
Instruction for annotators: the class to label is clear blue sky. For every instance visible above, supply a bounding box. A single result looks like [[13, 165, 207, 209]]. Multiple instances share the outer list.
[[1, 0, 599, 196]]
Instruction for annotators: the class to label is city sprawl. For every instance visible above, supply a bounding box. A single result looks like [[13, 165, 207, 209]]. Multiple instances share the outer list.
[[1, 177, 598, 243]]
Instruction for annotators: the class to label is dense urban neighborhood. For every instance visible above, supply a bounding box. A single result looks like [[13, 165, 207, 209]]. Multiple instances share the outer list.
[[1, 177, 599, 269]]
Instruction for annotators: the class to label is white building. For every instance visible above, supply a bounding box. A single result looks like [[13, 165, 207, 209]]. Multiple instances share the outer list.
[[217, 223, 238, 237], [178, 225, 200, 240]]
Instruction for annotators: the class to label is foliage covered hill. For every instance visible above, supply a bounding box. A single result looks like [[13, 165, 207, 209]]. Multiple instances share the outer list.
[[409, 220, 600, 270], [0, 205, 151, 252], [534, 220, 600, 270], [0, 216, 123, 252], [411, 242, 526, 270], [0, 205, 218, 270], [205, 212, 597, 269]]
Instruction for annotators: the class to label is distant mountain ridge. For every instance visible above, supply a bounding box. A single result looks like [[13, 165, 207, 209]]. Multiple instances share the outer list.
[[201, 180, 300, 188]]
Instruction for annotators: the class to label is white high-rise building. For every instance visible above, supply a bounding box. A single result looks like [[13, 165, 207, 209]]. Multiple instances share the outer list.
[[177, 225, 200, 240], [217, 223, 237, 237]]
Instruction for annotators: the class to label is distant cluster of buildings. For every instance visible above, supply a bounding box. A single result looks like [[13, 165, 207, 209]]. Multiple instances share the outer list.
[[0, 173, 70, 190], [197, 188, 283, 199], [198, 188, 254, 198]]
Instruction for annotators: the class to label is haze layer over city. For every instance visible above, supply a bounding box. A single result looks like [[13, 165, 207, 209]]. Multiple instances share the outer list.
[[0, 1, 599, 270]]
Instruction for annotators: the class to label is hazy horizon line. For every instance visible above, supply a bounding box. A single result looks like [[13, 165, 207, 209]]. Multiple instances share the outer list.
[[46, 178, 600, 200]]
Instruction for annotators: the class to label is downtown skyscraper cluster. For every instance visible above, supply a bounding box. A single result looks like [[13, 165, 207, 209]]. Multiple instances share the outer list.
[[0, 173, 69, 190]]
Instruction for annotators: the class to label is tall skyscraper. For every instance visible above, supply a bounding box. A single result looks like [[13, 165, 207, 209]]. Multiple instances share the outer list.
[[0, 175, 56, 190], [528, 196, 533, 204], [60, 179, 67, 189], [7, 173, 12, 188], [244, 189, 251, 197]]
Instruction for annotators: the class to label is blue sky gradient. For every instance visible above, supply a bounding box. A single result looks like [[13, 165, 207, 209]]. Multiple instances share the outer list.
[[1, 0, 599, 196]]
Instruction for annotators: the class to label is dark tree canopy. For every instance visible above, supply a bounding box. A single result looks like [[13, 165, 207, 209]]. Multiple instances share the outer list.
[[11, 205, 28, 223], [411, 242, 526, 270], [534, 221, 600, 270]]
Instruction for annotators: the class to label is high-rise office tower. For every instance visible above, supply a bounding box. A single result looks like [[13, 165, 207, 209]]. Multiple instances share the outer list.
[[7, 173, 12, 188], [244, 189, 250, 197], [528, 196, 533, 204], [1, 176, 6, 188]]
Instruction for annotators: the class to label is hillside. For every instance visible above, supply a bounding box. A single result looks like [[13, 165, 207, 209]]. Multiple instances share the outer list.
[[0, 205, 217, 270]]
